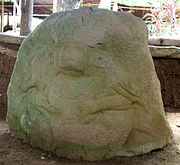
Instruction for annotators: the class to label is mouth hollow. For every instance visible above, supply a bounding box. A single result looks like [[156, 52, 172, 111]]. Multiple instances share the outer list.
[[90, 108, 132, 115]]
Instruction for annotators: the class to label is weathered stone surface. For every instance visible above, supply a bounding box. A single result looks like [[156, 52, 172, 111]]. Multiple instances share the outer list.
[[7, 8, 172, 160]]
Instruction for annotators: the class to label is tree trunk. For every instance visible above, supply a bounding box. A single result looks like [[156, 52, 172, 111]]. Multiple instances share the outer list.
[[53, 0, 63, 13], [20, 0, 34, 36], [53, 0, 81, 12], [63, 0, 81, 10], [99, 0, 112, 10]]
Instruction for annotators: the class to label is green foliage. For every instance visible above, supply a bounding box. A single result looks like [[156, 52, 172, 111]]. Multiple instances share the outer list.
[[147, 2, 153, 6]]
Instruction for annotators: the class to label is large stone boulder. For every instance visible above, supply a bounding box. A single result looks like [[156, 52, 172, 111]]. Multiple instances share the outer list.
[[7, 8, 172, 160]]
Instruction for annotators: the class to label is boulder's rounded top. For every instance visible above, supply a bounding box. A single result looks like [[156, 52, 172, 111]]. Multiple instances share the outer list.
[[29, 7, 148, 45]]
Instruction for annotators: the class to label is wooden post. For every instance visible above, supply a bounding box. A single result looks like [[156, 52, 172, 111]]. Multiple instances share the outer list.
[[13, 0, 17, 32], [1, 0, 4, 33], [17, 0, 22, 17], [112, 1, 118, 11]]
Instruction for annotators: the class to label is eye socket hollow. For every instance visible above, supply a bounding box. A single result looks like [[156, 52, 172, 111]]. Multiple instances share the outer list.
[[96, 43, 102, 46]]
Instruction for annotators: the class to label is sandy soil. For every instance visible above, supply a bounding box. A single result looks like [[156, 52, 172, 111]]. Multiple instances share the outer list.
[[0, 112, 180, 165]]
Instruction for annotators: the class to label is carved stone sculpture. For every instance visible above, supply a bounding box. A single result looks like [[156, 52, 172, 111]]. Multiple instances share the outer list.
[[7, 8, 172, 160]]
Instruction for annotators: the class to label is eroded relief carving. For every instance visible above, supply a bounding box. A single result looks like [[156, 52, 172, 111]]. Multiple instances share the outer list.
[[7, 8, 172, 160]]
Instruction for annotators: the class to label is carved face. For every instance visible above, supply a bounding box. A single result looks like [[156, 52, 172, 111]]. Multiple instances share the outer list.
[[21, 37, 164, 148], [7, 8, 172, 160], [23, 40, 134, 143]]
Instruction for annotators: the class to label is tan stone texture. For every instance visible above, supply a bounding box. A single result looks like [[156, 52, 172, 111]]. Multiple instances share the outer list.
[[7, 8, 172, 160]]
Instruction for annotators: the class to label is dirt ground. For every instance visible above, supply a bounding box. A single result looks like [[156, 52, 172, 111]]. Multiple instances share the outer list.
[[0, 43, 18, 120], [0, 112, 179, 165], [154, 59, 180, 108]]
